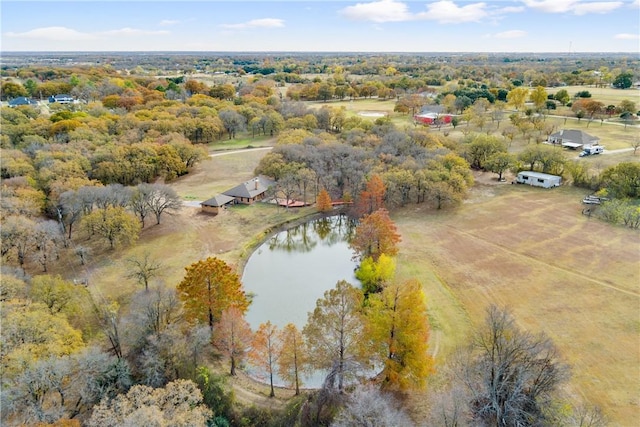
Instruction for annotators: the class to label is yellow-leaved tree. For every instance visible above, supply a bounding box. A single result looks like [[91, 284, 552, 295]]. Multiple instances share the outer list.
[[277, 323, 308, 396], [316, 188, 333, 212], [365, 279, 432, 390], [177, 257, 249, 330]]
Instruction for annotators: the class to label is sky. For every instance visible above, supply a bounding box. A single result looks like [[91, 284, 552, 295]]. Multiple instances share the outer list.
[[1, 0, 639, 52]]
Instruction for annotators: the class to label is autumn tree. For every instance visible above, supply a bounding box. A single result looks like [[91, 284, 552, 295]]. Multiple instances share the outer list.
[[81, 206, 141, 249], [277, 323, 307, 395], [506, 87, 529, 111], [249, 321, 280, 397], [316, 188, 333, 212], [350, 209, 401, 262], [529, 86, 548, 110], [1, 215, 35, 267], [177, 257, 249, 329], [355, 174, 386, 217], [355, 253, 396, 295], [365, 279, 432, 390], [1, 302, 85, 375], [213, 306, 253, 376], [303, 280, 368, 393]]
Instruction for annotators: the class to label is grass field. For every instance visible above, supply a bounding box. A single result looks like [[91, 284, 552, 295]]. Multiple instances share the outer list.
[[546, 85, 640, 106]]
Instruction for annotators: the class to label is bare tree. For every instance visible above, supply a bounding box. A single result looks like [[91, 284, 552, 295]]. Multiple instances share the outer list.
[[331, 385, 414, 427], [460, 305, 569, 427], [145, 183, 182, 225], [126, 252, 163, 291]]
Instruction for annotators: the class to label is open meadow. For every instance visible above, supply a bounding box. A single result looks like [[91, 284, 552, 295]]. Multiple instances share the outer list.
[[66, 139, 640, 424]]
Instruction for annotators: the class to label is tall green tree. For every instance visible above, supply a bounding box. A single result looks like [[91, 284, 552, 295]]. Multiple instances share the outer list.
[[177, 257, 249, 329]]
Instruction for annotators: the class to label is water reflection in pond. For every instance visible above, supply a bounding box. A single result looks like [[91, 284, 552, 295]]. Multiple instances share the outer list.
[[242, 214, 359, 330]]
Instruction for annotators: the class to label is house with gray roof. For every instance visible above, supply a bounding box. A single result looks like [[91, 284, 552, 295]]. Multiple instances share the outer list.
[[548, 129, 599, 150], [200, 176, 275, 214], [222, 176, 274, 204]]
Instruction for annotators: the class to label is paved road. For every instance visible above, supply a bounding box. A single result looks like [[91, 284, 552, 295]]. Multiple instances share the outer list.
[[209, 146, 273, 158]]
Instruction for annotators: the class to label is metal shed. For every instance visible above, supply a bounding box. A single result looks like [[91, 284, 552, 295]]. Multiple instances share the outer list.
[[515, 171, 561, 188]]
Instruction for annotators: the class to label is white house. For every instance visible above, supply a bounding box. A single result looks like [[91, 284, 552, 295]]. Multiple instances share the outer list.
[[515, 171, 561, 188]]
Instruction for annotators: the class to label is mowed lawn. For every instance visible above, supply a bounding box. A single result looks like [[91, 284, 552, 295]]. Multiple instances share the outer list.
[[394, 180, 639, 424]]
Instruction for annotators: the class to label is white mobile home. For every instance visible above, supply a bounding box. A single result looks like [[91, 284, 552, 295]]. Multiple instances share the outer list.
[[515, 171, 561, 188]]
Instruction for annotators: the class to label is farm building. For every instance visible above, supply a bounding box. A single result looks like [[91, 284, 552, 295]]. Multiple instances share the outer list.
[[413, 105, 452, 125], [548, 129, 599, 150], [515, 171, 562, 188]]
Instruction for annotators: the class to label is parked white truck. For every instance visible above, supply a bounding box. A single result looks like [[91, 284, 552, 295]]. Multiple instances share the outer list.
[[579, 145, 604, 157]]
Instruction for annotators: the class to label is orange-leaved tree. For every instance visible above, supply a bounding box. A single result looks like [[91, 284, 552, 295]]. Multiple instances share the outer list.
[[316, 188, 333, 212], [213, 306, 253, 376], [249, 321, 280, 397], [355, 174, 386, 217], [177, 257, 249, 330], [277, 323, 308, 395], [350, 208, 401, 262], [365, 279, 433, 390]]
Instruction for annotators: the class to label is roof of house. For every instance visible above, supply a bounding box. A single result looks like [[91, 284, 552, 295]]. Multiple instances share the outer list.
[[549, 129, 599, 145], [9, 97, 38, 106], [223, 176, 274, 199], [201, 194, 235, 207]]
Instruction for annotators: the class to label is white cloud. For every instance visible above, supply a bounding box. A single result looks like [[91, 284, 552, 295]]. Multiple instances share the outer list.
[[340, 0, 490, 24], [614, 33, 640, 39], [497, 6, 526, 14], [4, 26, 95, 41], [573, 1, 623, 15], [221, 18, 285, 30], [4, 26, 169, 42], [419, 0, 489, 23], [340, 0, 412, 23], [494, 30, 527, 39], [521, 0, 579, 13], [159, 19, 180, 26], [522, 0, 623, 14], [100, 28, 169, 36]]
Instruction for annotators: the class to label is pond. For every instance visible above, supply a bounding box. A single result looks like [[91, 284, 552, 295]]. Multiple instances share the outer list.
[[242, 214, 359, 330]]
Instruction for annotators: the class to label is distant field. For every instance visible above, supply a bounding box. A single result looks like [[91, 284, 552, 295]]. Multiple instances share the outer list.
[[547, 85, 640, 106]]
